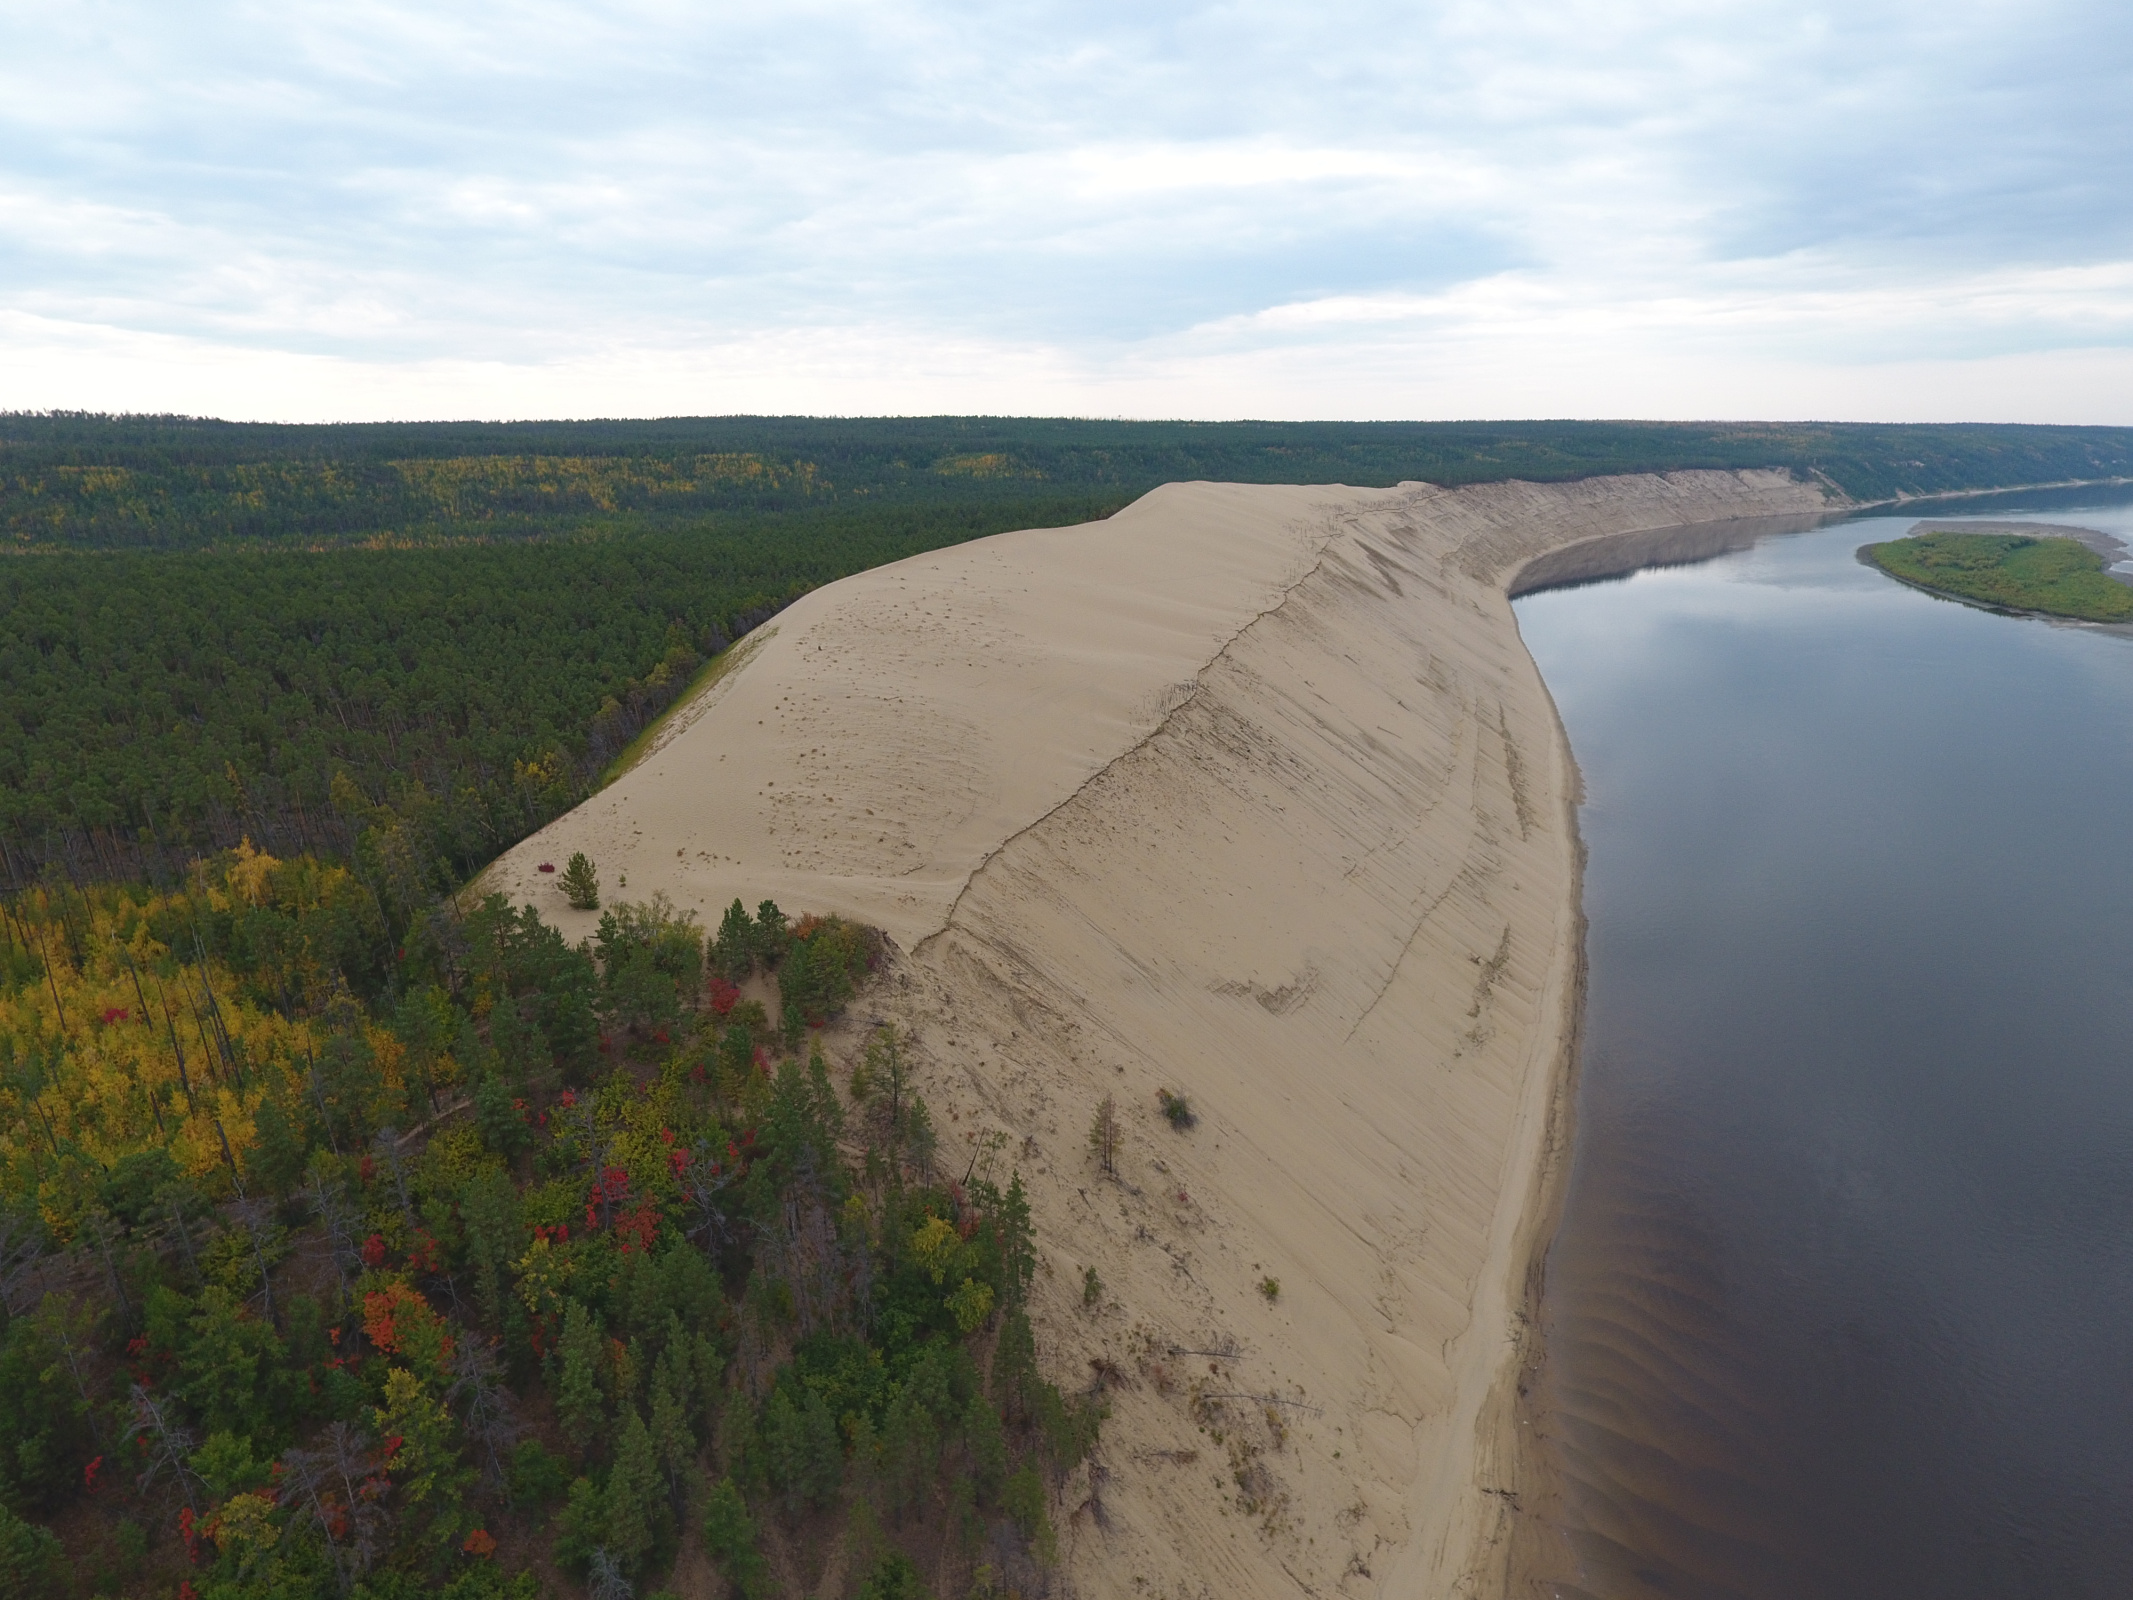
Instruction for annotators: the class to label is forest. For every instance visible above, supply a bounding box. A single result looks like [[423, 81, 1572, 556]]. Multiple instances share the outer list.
[[0, 842, 1093, 1600], [7, 413, 2133, 550]]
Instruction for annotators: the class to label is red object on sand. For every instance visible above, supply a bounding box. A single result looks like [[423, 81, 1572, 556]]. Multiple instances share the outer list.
[[537, 862, 556, 873]]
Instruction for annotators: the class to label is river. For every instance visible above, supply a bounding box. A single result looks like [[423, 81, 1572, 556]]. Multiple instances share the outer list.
[[1511, 490, 2133, 1599]]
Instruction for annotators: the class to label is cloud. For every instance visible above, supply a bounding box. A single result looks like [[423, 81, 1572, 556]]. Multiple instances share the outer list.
[[0, 0, 2127, 420]]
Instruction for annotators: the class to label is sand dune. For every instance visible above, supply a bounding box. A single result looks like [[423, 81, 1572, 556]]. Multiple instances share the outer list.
[[490, 469, 1832, 1597]]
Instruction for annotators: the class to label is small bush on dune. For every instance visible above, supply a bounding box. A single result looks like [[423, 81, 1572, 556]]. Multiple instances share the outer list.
[[562, 851, 601, 910]]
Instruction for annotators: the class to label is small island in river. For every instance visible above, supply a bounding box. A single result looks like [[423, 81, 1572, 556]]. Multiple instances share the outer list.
[[1863, 526, 2133, 622]]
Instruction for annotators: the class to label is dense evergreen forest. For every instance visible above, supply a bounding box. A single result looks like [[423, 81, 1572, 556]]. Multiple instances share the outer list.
[[0, 519, 1028, 888], [6, 413, 2133, 549]]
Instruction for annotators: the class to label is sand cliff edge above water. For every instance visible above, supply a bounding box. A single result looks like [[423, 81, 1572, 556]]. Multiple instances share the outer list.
[[490, 470, 1833, 1598]]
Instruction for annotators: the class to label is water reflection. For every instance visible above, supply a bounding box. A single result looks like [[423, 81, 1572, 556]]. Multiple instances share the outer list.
[[1513, 496, 2133, 1599]]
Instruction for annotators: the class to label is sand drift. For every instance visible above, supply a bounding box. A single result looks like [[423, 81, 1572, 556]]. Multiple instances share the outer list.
[[490, 470, 1830, 1597]]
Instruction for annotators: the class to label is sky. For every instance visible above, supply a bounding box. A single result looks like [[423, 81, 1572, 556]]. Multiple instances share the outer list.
[[2, 0, 2131, 423]]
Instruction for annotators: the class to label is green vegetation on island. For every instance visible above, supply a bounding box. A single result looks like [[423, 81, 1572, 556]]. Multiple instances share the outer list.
[[0, 845, 1093, 1599], [1862, 531, 2133, 622]]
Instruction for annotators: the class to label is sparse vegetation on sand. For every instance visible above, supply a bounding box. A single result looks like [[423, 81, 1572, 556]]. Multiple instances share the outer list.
[[1863, 531, 2133, 622]]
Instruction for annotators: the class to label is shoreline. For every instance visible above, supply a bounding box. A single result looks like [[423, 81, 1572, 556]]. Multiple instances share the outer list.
[[491, 469, 1836, 1596]]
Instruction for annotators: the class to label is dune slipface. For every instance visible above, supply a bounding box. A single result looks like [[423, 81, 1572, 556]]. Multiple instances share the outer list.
[[491, 470, 1831, 1596]]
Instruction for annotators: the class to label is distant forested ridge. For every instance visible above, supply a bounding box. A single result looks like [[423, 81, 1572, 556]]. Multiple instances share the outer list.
[[4, 412, 2132, 889], [6, 413, 2133, 549]]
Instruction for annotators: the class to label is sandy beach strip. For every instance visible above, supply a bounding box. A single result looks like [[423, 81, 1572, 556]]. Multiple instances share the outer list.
[[489, 468, 1833, 1597]]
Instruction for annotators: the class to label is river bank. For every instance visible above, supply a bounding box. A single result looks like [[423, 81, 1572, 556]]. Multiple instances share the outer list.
[[488, 468, 1832, 1596]]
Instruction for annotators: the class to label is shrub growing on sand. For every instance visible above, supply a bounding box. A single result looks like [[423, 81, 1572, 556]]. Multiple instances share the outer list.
[[1158, 1088, 1196, 1130], [561, 852, 601, 910]]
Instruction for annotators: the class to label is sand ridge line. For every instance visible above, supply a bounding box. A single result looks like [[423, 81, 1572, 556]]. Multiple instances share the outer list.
[[911, 497, 1378, 958]]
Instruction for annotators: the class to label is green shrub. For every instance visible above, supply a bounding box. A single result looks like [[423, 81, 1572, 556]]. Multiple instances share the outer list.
[[509, 1440, 572, 1507], [857, 1549, 932, 1600], [0, 1502, 61, 1600]]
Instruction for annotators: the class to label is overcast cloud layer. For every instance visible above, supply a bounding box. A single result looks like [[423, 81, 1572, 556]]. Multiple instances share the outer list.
[[2, 0, 2130, 421]]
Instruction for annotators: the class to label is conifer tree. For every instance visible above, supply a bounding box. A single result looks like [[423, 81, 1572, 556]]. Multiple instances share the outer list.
[[998, 1172, 1035, 1307], [992, 1307, 1036, 1424], [753, 900, 789, 966], [561, 853, 600, 911], [557, 1301, 607, 1458], [964, 1391, 1008, 1503], [701, 1479, 770, 1600], [604, 1408, 660, 1574], [713, 899, 755, 982], [648, 1324, 695, 1497]]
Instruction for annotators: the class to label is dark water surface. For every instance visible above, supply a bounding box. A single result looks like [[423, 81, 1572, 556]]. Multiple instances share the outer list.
[[1512, 495, 2133, 1600]]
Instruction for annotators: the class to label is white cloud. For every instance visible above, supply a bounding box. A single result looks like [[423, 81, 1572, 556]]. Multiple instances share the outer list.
[[0, 0, 2128, 420]]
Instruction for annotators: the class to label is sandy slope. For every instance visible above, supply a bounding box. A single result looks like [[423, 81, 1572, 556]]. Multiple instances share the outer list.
[[490, 469, 1832, 1598]]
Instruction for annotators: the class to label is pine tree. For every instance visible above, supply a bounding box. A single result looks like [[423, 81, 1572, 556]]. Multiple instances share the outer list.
[[998, 1171, 1035, 1307], [713, 899, 755, 982], [964, 1392, 1008, 1503], [753, 900, 789, 966], [603, 1408, 660, 1574], [557, 1300, 607, 1459], [458, 1166, 523, 1327], [561, 853, 600, 911], [903, 1094, 938, 1179], [372, 1367, 474, 1554], [701, 1479, 770, 1600], [992, 1307, 1036, 1424], [760, 1387, 841, 1513], [648, 1326, 694, 1496], [245, 1097, 307, 1198]]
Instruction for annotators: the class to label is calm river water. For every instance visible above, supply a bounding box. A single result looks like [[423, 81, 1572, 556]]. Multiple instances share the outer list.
[[1512, 491, 2133, 1599]]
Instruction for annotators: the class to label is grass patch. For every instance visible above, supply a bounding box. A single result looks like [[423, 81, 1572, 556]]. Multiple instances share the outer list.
[[599, 627, 772, 787], [1862, 531, 2133, 622]]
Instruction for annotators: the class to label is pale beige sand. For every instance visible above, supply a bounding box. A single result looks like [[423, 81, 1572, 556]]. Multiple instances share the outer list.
[[490, 469, 1833, 1598]]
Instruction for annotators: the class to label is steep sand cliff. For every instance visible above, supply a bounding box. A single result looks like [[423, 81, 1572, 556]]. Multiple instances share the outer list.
[[489, 469, 1832, 1597]]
